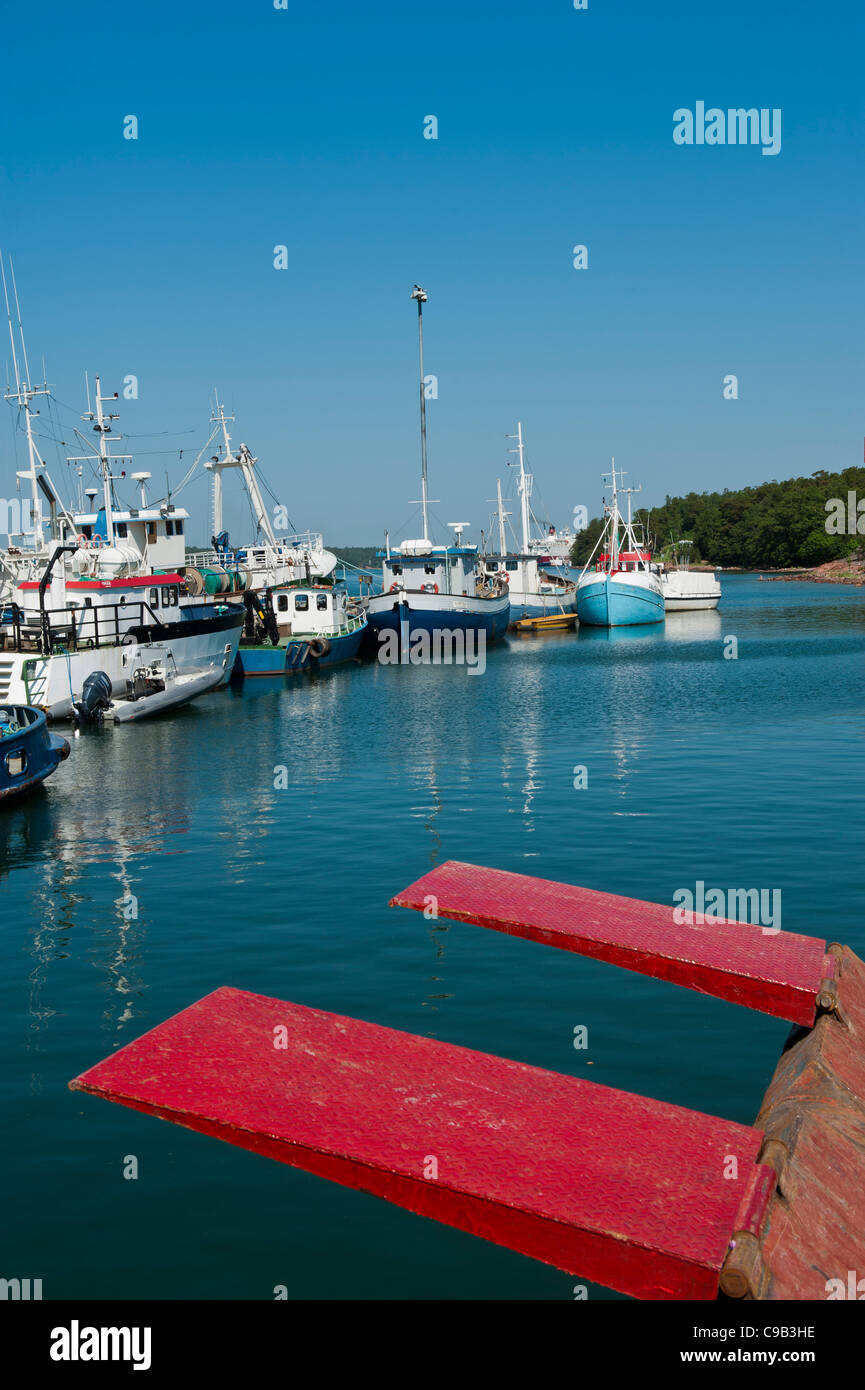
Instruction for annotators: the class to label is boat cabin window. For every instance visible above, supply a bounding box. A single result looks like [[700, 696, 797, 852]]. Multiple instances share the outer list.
[[277, 595, 289, 612], [115, 522, 128, 539], [316, 594, 328, 611], [485, 561, 497, 572], [295, 595, 309, 612], [84, 597, 93, 609], [146, 523, 157, 543], [80, 526, 92, 540], [118, 596, 127, 606], [506, 560, 518, 572], [166, 520, 175, 535], [161, 586, 178, 607], [424, 564, 436, 575], [149, 588, 159, 608], [391, 564, 402, 576]]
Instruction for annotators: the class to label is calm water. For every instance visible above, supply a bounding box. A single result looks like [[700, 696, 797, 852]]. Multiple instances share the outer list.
[[2, 575, 863, 1300]]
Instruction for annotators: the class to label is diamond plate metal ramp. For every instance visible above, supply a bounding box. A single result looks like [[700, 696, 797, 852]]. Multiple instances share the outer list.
[[69, 985, 769, 1300], [390, 861, 830, 1026]]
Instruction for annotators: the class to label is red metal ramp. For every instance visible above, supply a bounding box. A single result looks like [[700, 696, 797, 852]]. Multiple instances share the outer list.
[[69, 986, 770, 1300], [390, 861, 830, 1026]]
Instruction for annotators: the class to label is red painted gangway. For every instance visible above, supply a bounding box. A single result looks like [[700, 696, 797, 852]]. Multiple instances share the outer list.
[[70, 863, 865, 1300], [390, 861, 832, 1026]]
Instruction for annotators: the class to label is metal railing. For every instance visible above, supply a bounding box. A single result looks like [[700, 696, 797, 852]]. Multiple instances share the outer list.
[[0, 599, 163, 656]]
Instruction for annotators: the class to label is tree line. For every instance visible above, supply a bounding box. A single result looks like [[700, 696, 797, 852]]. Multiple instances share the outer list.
[[570, 466, 865, 569]]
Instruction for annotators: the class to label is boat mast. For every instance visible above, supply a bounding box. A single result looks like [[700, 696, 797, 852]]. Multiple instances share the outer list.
[[2, 253, 49, 548], [87, 378, 122, 546], [507, 422, 532, 555], [609, 459, 619, 571], [411, 285, 430, 542], [207, 397, 277, 546], [496, 479, 508, 557]]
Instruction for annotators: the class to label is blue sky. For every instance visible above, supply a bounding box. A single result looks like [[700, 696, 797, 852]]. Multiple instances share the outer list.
[[1, 0, 862, 544]]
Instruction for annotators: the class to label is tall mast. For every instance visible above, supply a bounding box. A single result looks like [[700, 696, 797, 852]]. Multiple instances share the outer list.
[[90, 378, 121, 546], [507, 421, 531, 554], [411, 285, 430, 542], [496, 479, 508, 556], [1, 252, 48, 547], [609, 459, 619, 571]]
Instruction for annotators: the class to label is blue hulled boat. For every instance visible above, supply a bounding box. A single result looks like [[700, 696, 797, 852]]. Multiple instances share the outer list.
[[366, 285, 510, 656], [233, 583, 367, 678], [576, 464, 665, 627], [0, 704, 69, 800]]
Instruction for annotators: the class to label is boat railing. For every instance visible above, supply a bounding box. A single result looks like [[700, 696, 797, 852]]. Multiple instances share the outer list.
[[0, 599, 163, 656], [186, 533, 326, 570]]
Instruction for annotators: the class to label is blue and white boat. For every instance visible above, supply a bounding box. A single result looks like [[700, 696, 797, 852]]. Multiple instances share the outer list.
[[576, 464, 665, 627], [365, 286, 510, 653], [233, 583, 368, 677], [0, 704, 69, 800]]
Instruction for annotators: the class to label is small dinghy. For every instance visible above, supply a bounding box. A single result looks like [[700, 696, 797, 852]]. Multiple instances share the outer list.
[[0, 704, 70, 800], [74, 645, 222, 724]]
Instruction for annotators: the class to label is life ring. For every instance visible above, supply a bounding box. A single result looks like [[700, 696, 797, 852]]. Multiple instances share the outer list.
[[76, 533, 89, 549], [389, 582, 400, 592], [421, 583, 439, 594]]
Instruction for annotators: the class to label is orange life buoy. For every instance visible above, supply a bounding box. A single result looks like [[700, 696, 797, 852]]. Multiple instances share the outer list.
[[389, 582, 400, 593], [76, 533, 89, 548]]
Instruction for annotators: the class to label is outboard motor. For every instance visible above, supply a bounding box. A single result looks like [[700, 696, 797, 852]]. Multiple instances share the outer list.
[[73, 670, 113, 724]]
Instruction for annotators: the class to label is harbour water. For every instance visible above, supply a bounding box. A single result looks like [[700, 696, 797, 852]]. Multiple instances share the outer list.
[[2, 575, 863, 1299]]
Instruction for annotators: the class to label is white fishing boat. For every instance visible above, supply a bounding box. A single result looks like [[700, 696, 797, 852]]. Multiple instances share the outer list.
[[0, 380, 243, 717], [661, 540, 721, 611], [482, 423, 577, 623], [183, 399, 336, 592]]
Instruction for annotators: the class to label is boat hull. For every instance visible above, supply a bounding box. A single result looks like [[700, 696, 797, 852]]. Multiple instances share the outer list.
[[234, 621, 367, 678], [0, 705, 69, 799], [366, 591, 510, 647], [0, 609, 243, 718], [506, 589, 577, 621], [577, 575, 665, 627]]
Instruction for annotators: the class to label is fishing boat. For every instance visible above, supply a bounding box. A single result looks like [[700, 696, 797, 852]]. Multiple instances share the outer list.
[[481, 423, 577, 623], [661, 539, 722, 611], [183, 399, 337, 593], [0, 380, 243, 717], [365, 287, 510, 652], [233, 583, 367, 677], [0, 703, 69, 800], [71, 645, 224, 724], [576, 464, 665, 627]]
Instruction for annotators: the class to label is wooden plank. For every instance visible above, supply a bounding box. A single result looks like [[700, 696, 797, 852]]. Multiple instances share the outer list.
[[70, 986, 768, 1300], [390, 861, 828, 1025]]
